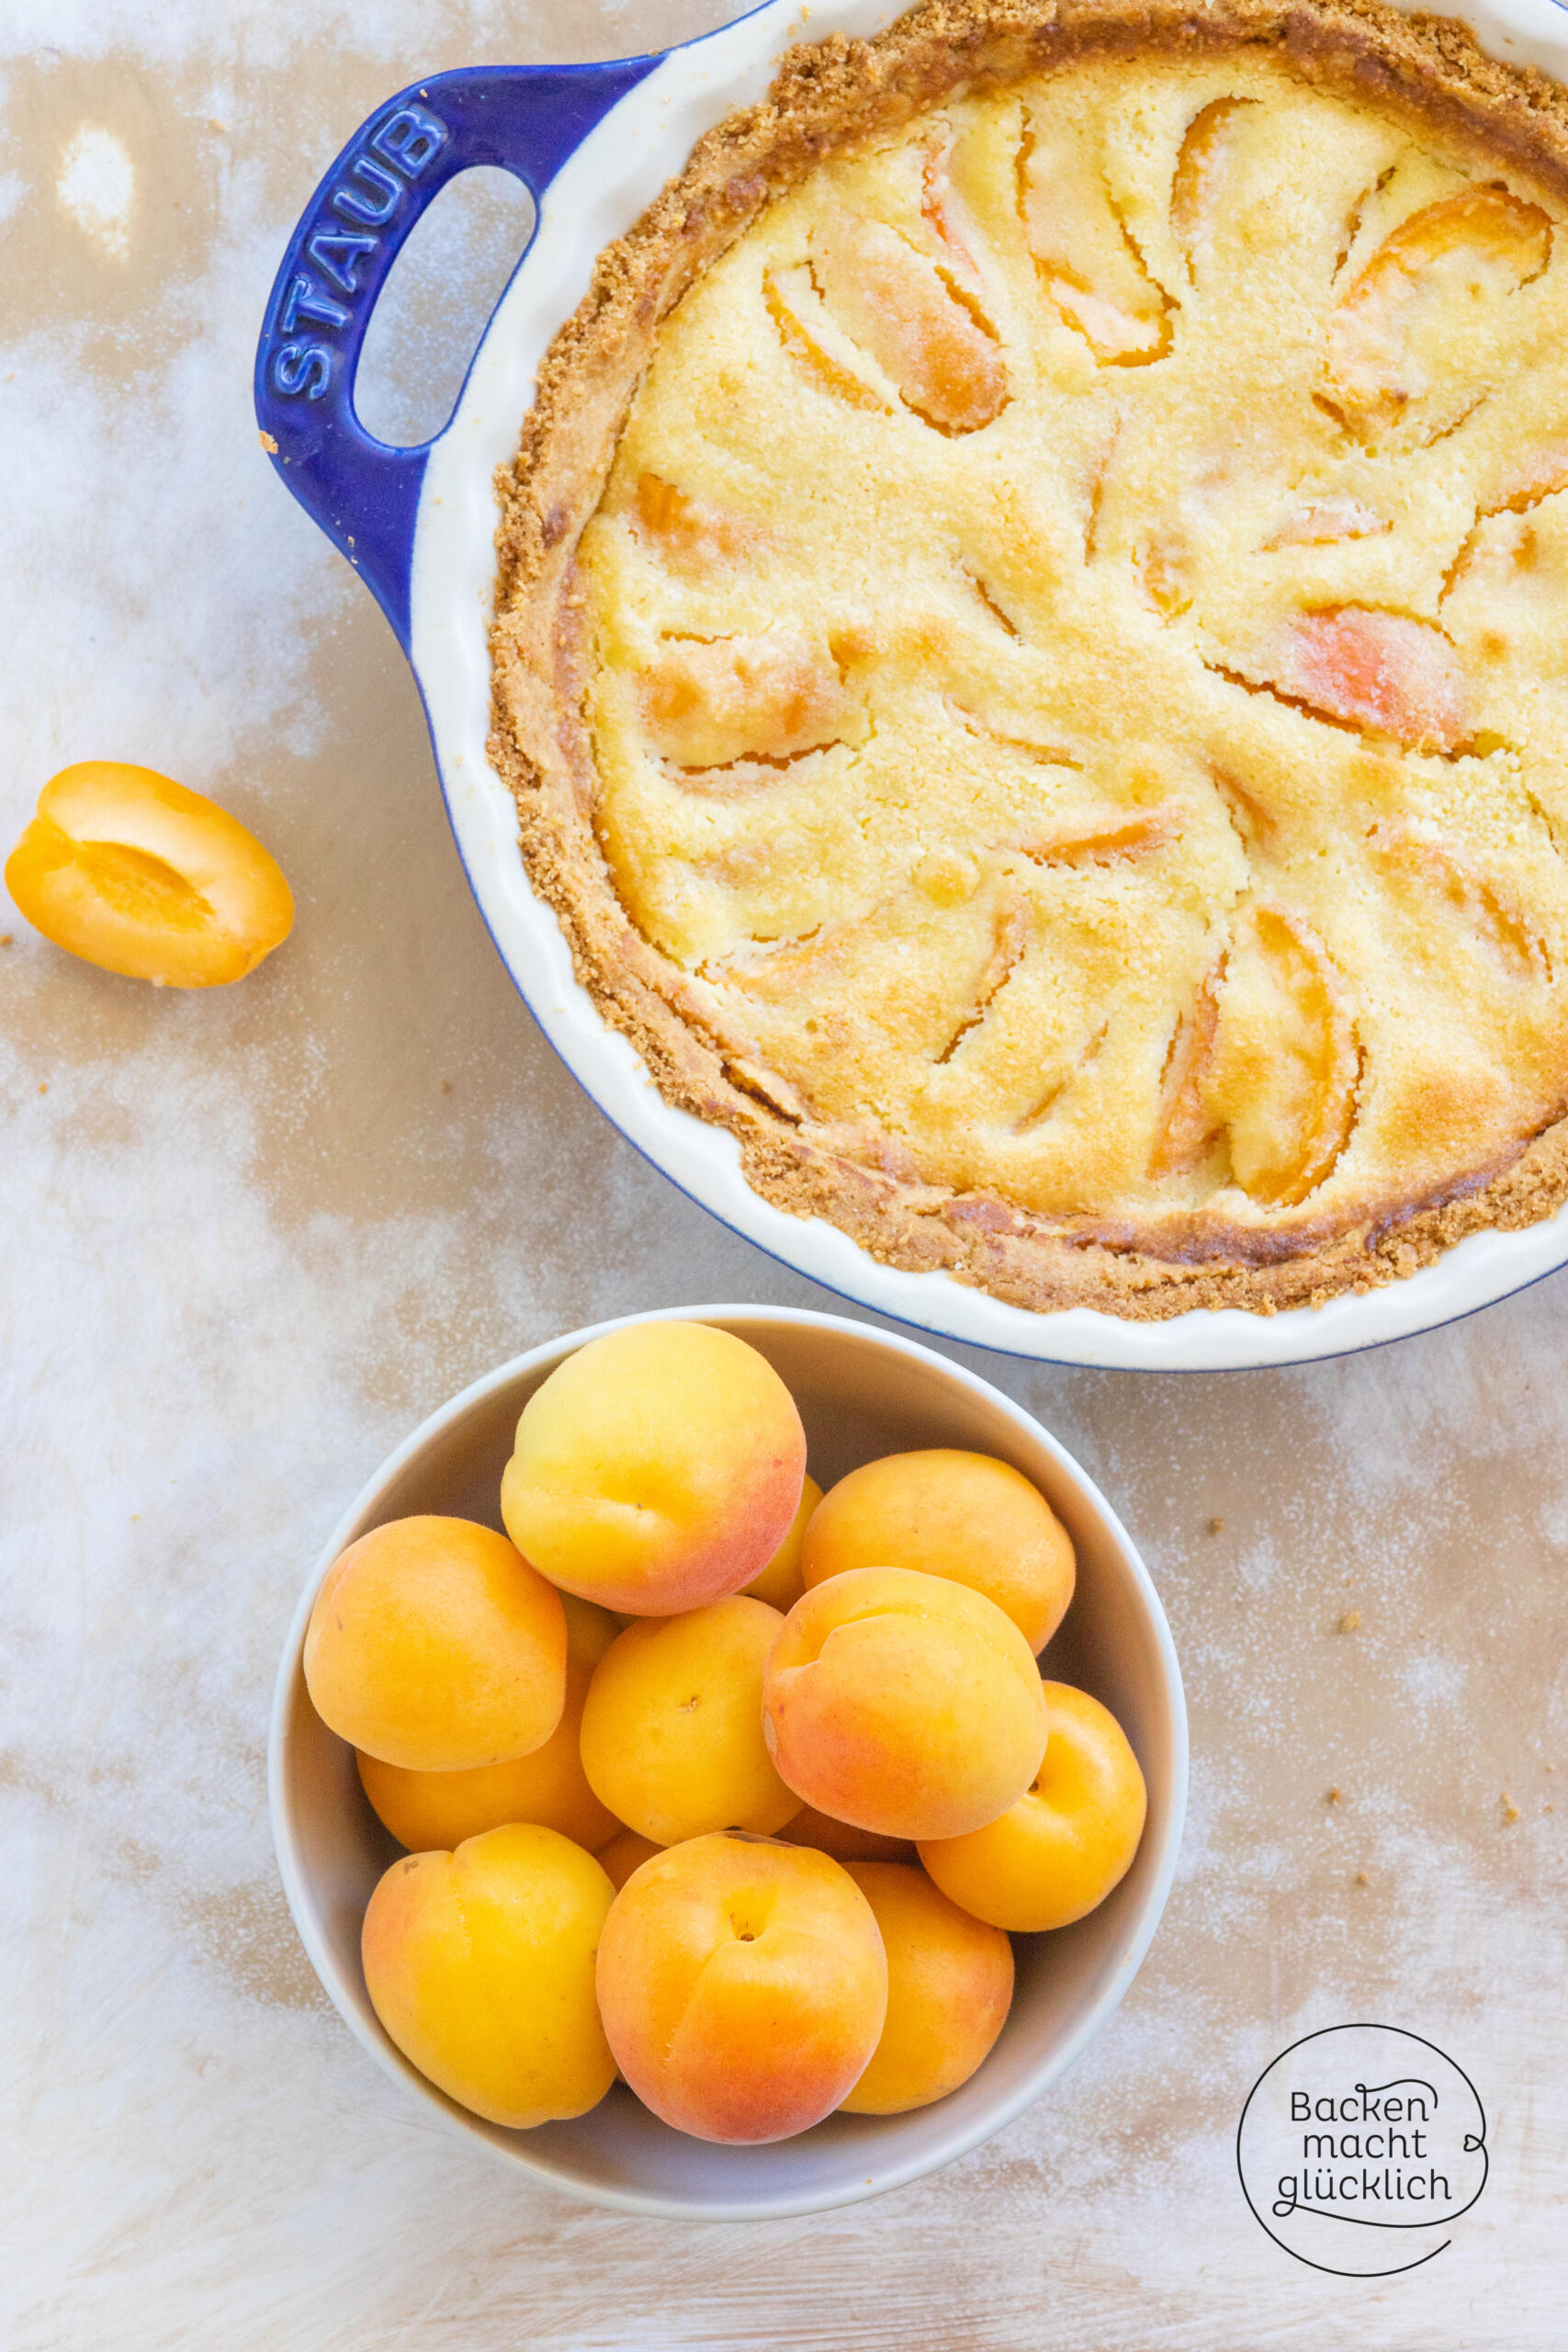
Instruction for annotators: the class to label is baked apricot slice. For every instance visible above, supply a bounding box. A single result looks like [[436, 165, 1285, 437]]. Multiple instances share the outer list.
[[1015, 805, 1182, 865], [1020, 115, 1172, 363], [764, 266, 892, 413], [809, 210, 1006, 433], [1265, 495, 1389, 548], [637, 634, 857, 770], [1268, 606, 1467, 753], [935, 884, 1032, 1063], [634, 473, 757, 571], [1147, 964, 1224, 1179], [6, 761, 293, 987], [1170, 96, 1256, 275], [1325, 187, 1552, 440], [1370, 825, 1551, 981], [919, 131, 987, 285], [1208, 906, 1359, 1206]]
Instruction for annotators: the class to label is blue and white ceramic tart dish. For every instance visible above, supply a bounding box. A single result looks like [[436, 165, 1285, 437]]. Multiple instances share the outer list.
[[255, 0, 1568, 1368]]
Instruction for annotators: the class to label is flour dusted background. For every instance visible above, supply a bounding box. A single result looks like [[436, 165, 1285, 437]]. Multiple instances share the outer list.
[[2, 4, 1564, 2346]]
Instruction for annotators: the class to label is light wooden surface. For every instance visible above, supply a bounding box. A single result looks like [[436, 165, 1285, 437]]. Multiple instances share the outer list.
[[3, 5, 1563, 2345]]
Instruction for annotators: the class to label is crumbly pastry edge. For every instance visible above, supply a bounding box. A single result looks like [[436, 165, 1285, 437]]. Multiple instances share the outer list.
[[488, 0, 1568, 1322]]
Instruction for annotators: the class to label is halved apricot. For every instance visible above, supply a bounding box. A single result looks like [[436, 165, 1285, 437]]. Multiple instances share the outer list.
[[6, 761, 293, 987]]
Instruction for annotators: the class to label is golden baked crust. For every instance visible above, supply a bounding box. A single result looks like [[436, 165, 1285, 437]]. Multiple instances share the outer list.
[[491, 0, 1568, 1319]]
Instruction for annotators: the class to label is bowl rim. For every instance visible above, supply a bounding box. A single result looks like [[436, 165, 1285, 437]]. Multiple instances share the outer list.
[[268, 1302, 1190, 2218], [401, 0, 1568, 1374]]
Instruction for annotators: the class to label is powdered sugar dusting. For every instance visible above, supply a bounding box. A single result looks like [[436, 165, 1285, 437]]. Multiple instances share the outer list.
[[56, 124, 135, 256]]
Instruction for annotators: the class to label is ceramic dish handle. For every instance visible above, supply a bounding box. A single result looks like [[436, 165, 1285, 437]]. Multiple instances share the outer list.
[[254, 58, 659, 650]]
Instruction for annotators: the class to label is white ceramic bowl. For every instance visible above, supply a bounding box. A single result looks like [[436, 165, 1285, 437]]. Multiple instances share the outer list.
[[258, 0, 1568, 1372], [269, 1306, 1187, 2218]]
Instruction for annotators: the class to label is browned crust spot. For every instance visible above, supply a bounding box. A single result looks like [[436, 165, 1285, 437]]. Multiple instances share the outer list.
[[489, 0, 1568, 1323]]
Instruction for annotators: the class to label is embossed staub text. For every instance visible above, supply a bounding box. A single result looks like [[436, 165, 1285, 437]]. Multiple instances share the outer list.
[[269, 101, 449, 400]]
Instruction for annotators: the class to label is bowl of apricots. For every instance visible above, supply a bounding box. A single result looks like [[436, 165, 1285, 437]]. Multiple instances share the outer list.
[[271, 1307, 1186, 2216]]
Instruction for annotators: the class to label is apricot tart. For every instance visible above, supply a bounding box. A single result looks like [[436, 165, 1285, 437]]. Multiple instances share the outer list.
[[491, 0, 1568, 1318]]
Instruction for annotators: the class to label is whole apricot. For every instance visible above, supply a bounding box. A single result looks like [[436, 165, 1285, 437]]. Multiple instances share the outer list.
[[839, 1861, 1014, 2114], [762, 1566, 1047, 1842], [557, 1591, 622, 1671], [742, 1473, 821, 1611], [804, 1450, 1075, 1653], [355, 1589, 619, 1849], [362, 1823, 615, 2128], [6, 760, 293, 987], [356, 1679, 614, 1856], [596, 1827, 663, 1891], [919, 1681, 1147, 1931], [596, 1831, 886, 2141], [500, 1321, 807, 1615], [783, 1804, 915, 1865], [305, 1515, 566, 1771], [580, 1597, 799, 1844]]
